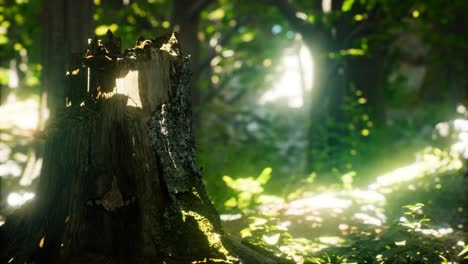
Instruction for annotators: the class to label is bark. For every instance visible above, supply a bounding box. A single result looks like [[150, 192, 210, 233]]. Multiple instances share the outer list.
[[465, 159, 468, 236], [0, 33, 281, 264]]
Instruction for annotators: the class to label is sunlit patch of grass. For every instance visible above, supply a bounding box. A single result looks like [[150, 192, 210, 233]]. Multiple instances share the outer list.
[[223, 167, 286, 211], [370, 144, 464, 192]]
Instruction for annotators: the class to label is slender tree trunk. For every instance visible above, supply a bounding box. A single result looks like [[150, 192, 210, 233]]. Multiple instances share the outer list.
[[347, 55, 386, 126], [170, 0, 202, 132], [0, 33, 281, 264], [42, 0, 94, 119], [464, 159, 468, 237], [303, 33, 347, 176]]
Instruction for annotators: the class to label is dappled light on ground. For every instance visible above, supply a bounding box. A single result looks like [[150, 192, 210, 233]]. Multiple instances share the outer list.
[[368, 119, 467, 193], [220, 117, 467, 263], [370, 146, 463, 192], [1, 93, 467, 263]]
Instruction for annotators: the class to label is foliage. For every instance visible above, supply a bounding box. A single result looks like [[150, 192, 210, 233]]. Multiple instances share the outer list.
[[307, 85, 374, 181], [234, 204, 465, 264], [339, 204, 465, 264], [221, 167, 285, 212], [0, 0, 41, 95], [218, 118, 467, 263]]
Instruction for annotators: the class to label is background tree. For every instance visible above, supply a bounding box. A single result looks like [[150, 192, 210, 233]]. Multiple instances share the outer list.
[[41, 0, 94, 118]]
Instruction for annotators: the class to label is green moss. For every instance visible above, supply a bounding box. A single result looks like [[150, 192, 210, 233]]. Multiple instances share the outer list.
[[181, 209, 237, 263]]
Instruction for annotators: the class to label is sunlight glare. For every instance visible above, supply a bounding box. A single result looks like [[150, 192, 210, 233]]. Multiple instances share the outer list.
[[286, 193, 352, 215], [416, 227, 454, 237], [115, 70, 142, 108], [453, 119, 468, 158], [0, 143, 11, 162], [375, 162, 425, 188], [456, 104, 466, 115], [350, 189, 385, 204], [220, 214, 242, 221], [0, 94, 39, 130], [7, 191, 35, 207], [259, 42, 313, 108], [318, 236, 343, 245], [370, 119, 467, 191], [354, 213, 383, 226], [0, 160, 22, 177], [322, 0, 332, 13], [8, 60, 19, 88]]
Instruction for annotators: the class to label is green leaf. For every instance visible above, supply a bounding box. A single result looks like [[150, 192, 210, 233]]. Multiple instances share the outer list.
[[241, 32, 255, 42], [224, 197, 237, 208], [207, 8, 224, 20], [395, 240, 406, 246], [263, 233, 280, 245], [222, 175, 235, 189], [257, 167, 272, 184], [458, 246, 468, 257], [95, 24, 118, 36], [342, 0, 355, 12]]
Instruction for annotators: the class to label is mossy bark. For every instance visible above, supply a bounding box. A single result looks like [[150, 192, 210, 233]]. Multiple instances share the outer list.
[[0, 33, 281, 264]]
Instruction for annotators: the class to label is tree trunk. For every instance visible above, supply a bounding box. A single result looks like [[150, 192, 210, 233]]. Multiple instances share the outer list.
[[170, 0, 203, 132], [303, 34, 347, 177], [42, 0, 94, 118], [346, 55, 386, 126], [0, 33, 280, 264]]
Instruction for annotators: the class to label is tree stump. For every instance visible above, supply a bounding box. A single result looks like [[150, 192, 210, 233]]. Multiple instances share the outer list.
[[0, 32, 281, 264]]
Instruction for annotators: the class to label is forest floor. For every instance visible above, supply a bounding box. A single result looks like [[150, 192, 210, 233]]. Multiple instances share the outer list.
[[221, 164, 465, 255], [218, 123, 467, 262], [0, 94, 467, 263]]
